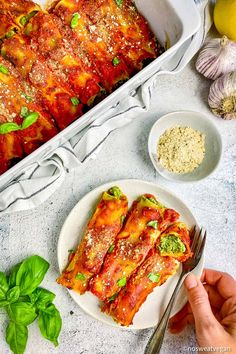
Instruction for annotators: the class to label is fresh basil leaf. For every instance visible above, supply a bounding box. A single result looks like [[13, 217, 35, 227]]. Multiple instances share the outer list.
[[6, 321, 28, 354], [7, 286, 20, 304], [147, 220, 158, 229], [75, 272, 86, 281], [117, 277, 126, 287], [70, 13, 80, 29], [38, 303, 62, 347], [21, 112, 39, 130], [112, 57, 120, 66], [70, 97, 80, 106], [0, 122, 21, 135], [0, 64, 9, 75], [0, 271, 9, 299], [115, 0, 123, 8], [0, 299, 9, 308], [8, 263, 22, 288], [16, 255, 49, 296], [29, 287, 55, 311], [148, 273, 160, 283], [20, 106, 29, 118], [8, 302, 37, 325], [108, 244, 115, 253]]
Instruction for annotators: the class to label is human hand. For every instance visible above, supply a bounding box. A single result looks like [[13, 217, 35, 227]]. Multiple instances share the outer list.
[[169, 269, 236, 354]]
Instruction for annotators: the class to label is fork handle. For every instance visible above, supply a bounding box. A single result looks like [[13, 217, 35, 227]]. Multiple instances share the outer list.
[[144, 272, 187, 354]]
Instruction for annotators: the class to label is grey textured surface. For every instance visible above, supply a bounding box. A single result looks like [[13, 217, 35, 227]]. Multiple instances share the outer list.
[[0, 62, 236, 354]]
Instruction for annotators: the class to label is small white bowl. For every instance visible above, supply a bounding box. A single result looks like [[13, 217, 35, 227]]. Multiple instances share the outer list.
[[148, 110, 223, 182]]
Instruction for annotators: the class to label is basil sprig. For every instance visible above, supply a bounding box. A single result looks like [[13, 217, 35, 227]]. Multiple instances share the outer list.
[[0, 108, 39, 135], [0, 255, 62, 354]]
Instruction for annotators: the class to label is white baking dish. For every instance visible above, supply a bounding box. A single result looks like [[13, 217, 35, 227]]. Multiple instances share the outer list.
[[0, 0, 200, 189]]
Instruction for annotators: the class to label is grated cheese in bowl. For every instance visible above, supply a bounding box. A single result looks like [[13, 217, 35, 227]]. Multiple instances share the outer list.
[[157, 126, 205, 174]]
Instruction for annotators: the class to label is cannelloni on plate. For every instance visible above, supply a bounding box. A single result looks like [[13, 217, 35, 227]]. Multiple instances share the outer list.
[[57, 187, 128, 294], [89, 194, 179, 301], [103, 222, 192, 325]]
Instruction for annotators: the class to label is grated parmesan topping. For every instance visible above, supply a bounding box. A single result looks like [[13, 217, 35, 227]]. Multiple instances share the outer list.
[[157, 126, 205, 174]]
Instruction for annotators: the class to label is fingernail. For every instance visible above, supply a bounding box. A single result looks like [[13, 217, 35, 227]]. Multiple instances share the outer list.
[[184, 273, 198, 289]]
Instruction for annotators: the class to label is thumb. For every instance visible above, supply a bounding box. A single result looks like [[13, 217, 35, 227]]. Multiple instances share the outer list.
[[184, 273, 218, 333]]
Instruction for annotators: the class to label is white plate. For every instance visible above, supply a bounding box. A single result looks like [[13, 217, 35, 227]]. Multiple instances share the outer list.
[[148, 111, 223, 183], [57, 179, 204, 329]]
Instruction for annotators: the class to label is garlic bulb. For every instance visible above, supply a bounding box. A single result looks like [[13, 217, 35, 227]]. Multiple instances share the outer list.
[[208, 71, 236, 119], [196, 36, 236, 80]]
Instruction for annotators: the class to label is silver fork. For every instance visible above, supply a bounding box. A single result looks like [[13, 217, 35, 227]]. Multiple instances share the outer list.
[[144, 226, 207, 354]]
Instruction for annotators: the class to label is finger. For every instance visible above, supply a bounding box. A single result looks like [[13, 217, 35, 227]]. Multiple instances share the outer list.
[[220, 296, 236, 335], [204, 284, 225, 309], [169, 313, 195, 334], [184, 273, 220, 334], [201, 269, 236, 300]]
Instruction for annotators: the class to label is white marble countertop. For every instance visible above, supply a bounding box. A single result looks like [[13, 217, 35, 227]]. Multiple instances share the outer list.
[[0, 61, 236, 354]]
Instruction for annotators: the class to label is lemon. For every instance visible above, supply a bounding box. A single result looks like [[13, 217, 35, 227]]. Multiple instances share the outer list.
[[214, 0, 236, 41]]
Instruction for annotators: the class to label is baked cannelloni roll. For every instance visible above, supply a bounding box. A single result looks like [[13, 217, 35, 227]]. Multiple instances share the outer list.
[[57, 187, 128, 294]]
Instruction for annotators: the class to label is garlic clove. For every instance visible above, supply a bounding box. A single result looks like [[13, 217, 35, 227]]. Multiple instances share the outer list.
[[208, 71, 236, 119], [196, 36, 236, 80]]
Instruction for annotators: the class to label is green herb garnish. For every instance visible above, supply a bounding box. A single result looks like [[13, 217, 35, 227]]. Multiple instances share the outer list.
[[109, 186, 122, 199], [20, 16, 28, 26], [21, 92, 33, 102], [0, 64, 9, 75], [108, 292, 118, 302], [70, 97, 80, 106], [20, 11, 38, 27], [0, 123, 21, 135], [147, 197, 158, 205], [148, 273, 160, 283], [70, 13, 80, 29], [112, 57, 120, 66], [21, 112, 39, 130], [147, 220, 158, 229], [75, 273, 86, 281], [120, 215, 125, 223], [0, 255, 62, 353], [117, 277, 126, 287], [115, 0, 124, 8], [5, 29, 16, 39], [108, 244, 115, 253], [0, 110, 38, 135], [20, 106, 29, 118]]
